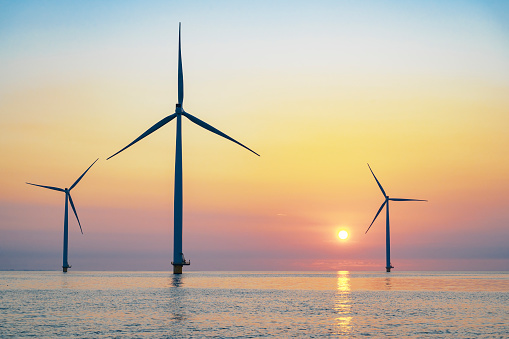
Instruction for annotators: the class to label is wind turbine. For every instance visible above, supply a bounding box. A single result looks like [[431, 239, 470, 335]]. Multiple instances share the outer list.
[[107, 23, 259, 274], [365, 163, 426, 272], [26, 159, 98, 272]]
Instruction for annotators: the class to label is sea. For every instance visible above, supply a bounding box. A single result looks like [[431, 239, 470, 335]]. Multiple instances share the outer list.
[[0, 271, 507, 338]]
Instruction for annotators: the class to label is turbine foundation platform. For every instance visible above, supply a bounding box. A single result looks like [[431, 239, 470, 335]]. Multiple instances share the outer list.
[[171, 260, 190, 274], [386, 265, 394, 272]]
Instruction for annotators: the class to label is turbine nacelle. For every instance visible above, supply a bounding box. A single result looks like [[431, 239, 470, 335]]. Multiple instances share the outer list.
[[175, 103, 184, 114]]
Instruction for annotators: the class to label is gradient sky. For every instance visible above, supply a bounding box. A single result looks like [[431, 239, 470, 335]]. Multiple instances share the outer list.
[[1, 0, 508, 271]]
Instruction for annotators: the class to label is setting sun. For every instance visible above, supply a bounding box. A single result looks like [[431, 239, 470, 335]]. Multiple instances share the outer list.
[[338, 230, 349, 240]]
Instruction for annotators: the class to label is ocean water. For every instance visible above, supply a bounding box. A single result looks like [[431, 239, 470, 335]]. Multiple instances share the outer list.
[[0, 271, 507, 338]]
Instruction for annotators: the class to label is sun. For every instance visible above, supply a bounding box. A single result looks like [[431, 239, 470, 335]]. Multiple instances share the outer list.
[[338, 230, 349, 240]]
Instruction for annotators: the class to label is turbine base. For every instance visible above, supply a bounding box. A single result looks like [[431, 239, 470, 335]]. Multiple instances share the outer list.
[[63, 267, 68, 273], [386, 265, 394, 273], [171, 260, 190, 274]]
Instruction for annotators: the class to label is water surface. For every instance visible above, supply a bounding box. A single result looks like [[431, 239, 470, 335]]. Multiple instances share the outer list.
[[1, 271, 507, 337]]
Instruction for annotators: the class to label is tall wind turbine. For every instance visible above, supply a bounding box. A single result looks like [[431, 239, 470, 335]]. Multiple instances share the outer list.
[[26, 159, 98, 272], [365, 163, 426, 272], [107, 23, 259, 274]]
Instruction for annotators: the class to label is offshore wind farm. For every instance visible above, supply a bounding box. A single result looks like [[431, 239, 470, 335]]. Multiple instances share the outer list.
[[1, 1, 508, 337]]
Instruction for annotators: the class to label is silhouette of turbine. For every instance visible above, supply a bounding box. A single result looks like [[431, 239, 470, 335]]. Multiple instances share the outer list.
[[365, 163, 427, 272], [26, 159, 98, 272], [107, 23, 259, 274]]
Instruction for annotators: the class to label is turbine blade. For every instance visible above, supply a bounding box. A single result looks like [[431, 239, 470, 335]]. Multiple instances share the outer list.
[[70, 158, 99, 190], [365, 200, 387, 234], [182, 112, 260, 156], [26, 183, 64, 192], [367, 163, 386, 197], [107, 113, 177, 160], [178, 22, 184, 105], [68, 194, 83, 234], [389, 198, 427, 202]]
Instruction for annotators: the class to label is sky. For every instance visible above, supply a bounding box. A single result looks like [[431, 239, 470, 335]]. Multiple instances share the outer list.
[[1, 0, 508, 271]]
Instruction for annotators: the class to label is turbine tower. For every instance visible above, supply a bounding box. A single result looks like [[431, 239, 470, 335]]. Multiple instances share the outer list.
[[365, 163, 427, 272], [26, 159, 98, 272], [107, 23, 259, 274]]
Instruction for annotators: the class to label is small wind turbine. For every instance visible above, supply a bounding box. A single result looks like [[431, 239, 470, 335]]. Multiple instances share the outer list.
[[365, 163, 427, 272], [26, 159, 98, 272], [107, 23, 259, 274]]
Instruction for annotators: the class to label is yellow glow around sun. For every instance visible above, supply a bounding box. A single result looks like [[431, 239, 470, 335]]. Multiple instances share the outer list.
[[338, 230, 349, 240]]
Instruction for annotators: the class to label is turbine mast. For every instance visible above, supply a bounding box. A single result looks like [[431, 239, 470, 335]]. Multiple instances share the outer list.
[[63, 190, 70, 272], [385, 198, 393, 272], [171, 111, 188, 273]]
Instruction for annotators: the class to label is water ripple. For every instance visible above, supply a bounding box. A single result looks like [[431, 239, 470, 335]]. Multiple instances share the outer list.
[[0, 271, 507, 337]]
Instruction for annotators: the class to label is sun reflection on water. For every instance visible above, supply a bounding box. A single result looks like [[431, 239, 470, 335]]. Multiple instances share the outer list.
[[334, 271, 352, 335]]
